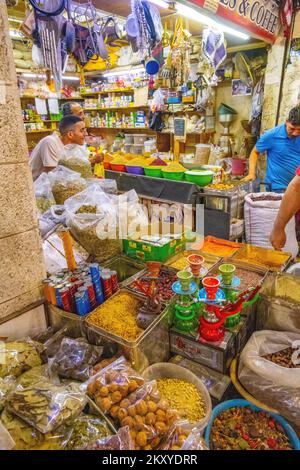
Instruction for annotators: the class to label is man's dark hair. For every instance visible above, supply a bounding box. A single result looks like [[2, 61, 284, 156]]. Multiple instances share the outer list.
[[62, 102, 73, 116], [288, 106, 300, 125], [59, 115, 83, 135]]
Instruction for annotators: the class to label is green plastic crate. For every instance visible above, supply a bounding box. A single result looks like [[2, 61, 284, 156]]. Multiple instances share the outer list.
[[123, 238, 185, 262]]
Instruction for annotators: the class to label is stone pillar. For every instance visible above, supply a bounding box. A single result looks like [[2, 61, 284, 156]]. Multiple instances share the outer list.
[[0, 3, 45, 323]]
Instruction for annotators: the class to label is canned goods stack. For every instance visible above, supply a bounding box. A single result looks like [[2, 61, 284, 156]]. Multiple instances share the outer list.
[[43, 262, 119, 316]]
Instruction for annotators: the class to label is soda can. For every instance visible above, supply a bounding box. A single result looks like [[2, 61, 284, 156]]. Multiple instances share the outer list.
[[55, 284, 64, 309], [110, 270, 118, 293], [85, 283, 97, 310], [78, 286, 91, 314], [75, 292, 87, 316], [64, 282, 76, 312], [60, 287, 72, 312], [48, 282, 57, 305], [89, 263, 100, 279], [101, 271, 113, 300]]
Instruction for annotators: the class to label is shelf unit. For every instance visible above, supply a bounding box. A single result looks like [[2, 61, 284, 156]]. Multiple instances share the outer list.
[[81, 88, 134, 96], [84, 106, 148, 112]]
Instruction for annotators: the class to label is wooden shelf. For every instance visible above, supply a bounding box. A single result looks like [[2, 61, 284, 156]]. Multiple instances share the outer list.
[[81, 88, 134, 96], [87, 127, 152, 131], [84, 106, 148, 112], [23, 120, 59, 124], [25, 129, 53, 134]]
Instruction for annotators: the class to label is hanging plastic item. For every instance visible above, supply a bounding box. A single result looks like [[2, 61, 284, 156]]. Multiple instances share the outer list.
[[202, 27, 227, 72]]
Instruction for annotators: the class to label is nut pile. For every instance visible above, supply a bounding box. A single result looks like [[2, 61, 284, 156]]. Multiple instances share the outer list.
[[129, 268, 177, 303], [263, 347, 300, 369]]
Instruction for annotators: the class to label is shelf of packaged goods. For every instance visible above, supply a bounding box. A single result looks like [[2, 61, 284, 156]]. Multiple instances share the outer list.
[[81, 88, 134, 96], [84, 106, 148, 112], [25, 129, 53, 134], [87, 127, 153, 131], [23, 120, 60, 124], [21, 96, 83, 100]]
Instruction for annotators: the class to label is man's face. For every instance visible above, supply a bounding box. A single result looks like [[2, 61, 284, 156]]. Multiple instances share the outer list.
[[286, 120, 300, 138], [68, 121, 87, 145], [71, 103, 84, 119]]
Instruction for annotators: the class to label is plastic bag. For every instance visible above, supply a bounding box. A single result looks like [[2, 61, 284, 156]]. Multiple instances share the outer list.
[[6, 380, 87, 434], [0, 419, 15, 450], [60, 145, 93, 178], [39, 205, 65, 238], [50, 338, 104, 382], [86, 178, 118, 194], [48, 166, 86, 205], [239, 330, 300, 427], [181, 428, 209, 450], [34, 173, 56, 214], [84, 426, 134, 450], [0, 338, 44, 379], [65, 185, 121, 261], [0, 377, 16, 412], [244, 193, 298, 259], [0, 409, 71, 450], [65, 413, 111, 450], [17, 365, 59, 389], [86, 357, 145, 417], [160, 420, 208, 450]]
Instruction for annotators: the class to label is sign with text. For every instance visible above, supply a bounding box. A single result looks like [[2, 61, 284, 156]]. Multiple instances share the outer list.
[[190, 0, 281, 43]]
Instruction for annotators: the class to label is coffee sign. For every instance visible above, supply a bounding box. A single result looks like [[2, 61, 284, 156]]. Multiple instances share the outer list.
[[191, 0, 281, 43]]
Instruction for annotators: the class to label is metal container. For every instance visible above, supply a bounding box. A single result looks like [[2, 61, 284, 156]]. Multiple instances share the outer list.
[[82, 290, 173, 372], [166, 250, 221, 273], [102, 255, 146, 285], [231, 244, 292, 272], [203, 181, 253, 219], [256, 272, 300, 333], [46, 303, 84, 337]]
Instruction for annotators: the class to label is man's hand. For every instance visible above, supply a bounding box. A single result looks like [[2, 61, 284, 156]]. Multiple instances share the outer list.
[[90, 153, 104, 165], [242, 173, 255, 182], [270, 226, 286, 251]]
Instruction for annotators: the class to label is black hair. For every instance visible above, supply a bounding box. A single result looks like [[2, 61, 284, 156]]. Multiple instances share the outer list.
[[59, 115, 83, 135], [62, 102, 82, 116], [288, 106, 300, 125]]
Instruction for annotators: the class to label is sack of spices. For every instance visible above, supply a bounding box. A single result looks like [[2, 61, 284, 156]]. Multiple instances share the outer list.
[[239, 330, 300, 427], [0, 409, 71, 450], [84, 426, 134, 450], [86, 178, 118, 195], [85, 357, 145, 417], [60, 145, 93, 179], [48, 166, 87, 205], [6, 380, 87, 434], [50, 338, 104, 382], [34, 173, 56, 214], [65, 413, 111, 450], [0, 377, 16, 412], [65, 185, 121, 261], [0, 338, 45, 379]]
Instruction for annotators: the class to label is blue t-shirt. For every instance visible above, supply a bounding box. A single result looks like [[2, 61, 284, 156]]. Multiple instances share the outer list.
[[256, 124, 300, 191]]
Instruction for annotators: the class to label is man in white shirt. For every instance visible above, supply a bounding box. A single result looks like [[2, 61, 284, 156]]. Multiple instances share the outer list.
[[29, 115, 86, 180]]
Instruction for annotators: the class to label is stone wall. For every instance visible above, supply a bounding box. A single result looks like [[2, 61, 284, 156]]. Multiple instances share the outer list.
[[0, 3, 45, 323]]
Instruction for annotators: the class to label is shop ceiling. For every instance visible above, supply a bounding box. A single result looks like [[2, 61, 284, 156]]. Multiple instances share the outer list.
[[8, 0, 267, 51]]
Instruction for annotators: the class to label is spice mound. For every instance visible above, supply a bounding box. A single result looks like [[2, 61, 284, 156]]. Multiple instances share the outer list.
[[210, 406, 293, 450], [263, 347, 300, 369], [163, 162, 185, 173], [86, 292, 144, 341], [156, 378, 206, 423], [75, 205, 97, 214], [149, 157, 167, 167]]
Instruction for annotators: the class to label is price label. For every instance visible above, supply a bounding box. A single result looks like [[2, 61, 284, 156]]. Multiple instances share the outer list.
[[203, 0, 219, 13]]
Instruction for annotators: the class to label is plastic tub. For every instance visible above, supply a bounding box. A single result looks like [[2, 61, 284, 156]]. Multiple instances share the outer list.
[[110, 163, 126, 172], [124, 134, 134, 144], [142, 362, 212, 431], [144, 167, 163, 178], [162, 170, 185, 181], [132, 134, 148, 145], [125, 165, 145, 175], [205, 399, 300, 450], [103, 161, 111, 170], [185, 170, 213, 187]]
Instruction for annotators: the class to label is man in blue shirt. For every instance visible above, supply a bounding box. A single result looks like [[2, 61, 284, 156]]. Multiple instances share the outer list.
[[243, 106, 300, 192]]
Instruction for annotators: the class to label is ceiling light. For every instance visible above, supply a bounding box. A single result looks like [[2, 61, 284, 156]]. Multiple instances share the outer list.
[[175, 3, 250, 40], [21, 73, 80, 81], [8, 17, 23, 24], [148, 0, 170, 8], [102, 67, 145, 78]]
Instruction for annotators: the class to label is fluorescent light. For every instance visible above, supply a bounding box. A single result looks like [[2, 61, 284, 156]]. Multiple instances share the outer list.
[[8, 17, 23, 24], [102, 67, 145, 77], [9, 30, 24, 39], [62, 76, 80, 81], [21, 73, 80, 81], [175, 3, 250, 40], [148, 0, 169, 8]]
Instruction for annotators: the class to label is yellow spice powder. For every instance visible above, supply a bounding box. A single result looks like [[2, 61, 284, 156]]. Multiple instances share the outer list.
[[157, 378, 206, 423]]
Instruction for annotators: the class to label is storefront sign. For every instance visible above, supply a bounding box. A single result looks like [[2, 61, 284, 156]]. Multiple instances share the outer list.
[[190, 0, 281, 43]]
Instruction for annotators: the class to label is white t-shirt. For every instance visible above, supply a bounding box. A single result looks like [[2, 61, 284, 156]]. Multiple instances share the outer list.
[[29, 133, 66, 180]]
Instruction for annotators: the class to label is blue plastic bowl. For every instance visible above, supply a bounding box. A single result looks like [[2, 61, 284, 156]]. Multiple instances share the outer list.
[[205, 399, 300, 450], [125, 165, 144, 175]]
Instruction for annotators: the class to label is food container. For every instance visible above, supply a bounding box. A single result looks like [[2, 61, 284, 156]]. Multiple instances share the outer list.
[[205, 399, 300, 450], [203, 182, 250, 219], [46, 303, 85, 337], [124, 134, 134, 144], [123, 237, 184, 262], [195, 144, 211, 165], [124, 144, 132, 153], [185, 170, 213, 187], [125, 165, 144, 175], [166, 250, 221, 272], [144, 139, 156, 153], [103, 162, 111, 170], [144, 167, 163, 178], [256, 272, 300, 333], [231, 244, 292, 272], [82, 290, 172, 371], [142, 362, 212, 431], [162, 170, 185, 181], [200, 236, 242, 258], [110, 163, 126, 172], [102, 255, 145, 285], [124, 265, 177, 303], [132, 134, 148, 145], [131, 144, 144, 155]]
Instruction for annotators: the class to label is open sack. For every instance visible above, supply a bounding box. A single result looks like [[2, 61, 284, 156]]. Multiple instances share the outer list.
[[238, 330, 300, 427]]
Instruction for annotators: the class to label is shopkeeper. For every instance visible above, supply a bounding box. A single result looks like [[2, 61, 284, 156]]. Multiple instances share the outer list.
[[62, 102, 84, 119], [270, 167, 300, 251], [29, 115, 86, 181], [243, 106, 300, 192]]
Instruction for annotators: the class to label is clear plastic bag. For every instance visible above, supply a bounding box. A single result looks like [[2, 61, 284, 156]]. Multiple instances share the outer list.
[[50, 338, 104, 382], [84, 426, 134, 450], [65, 413, 111, 450], [34, 173, 56, 214], [0, 409, 71, 450], [65, 185, 121, 261], [0, 419, 15, 450], [17, 365, 59, 389], [39, 205, 66, 238], [0, 338, 44, 379], [0, 377, 16, 412], [86, 178, 118, 194], [48, 166, 87, 205], [60, 145, 93, 178], [6, 380, 87, 434], [160, 420, 208, 450], [239, 330, 300, 427], [181, 428, 209, 450]]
